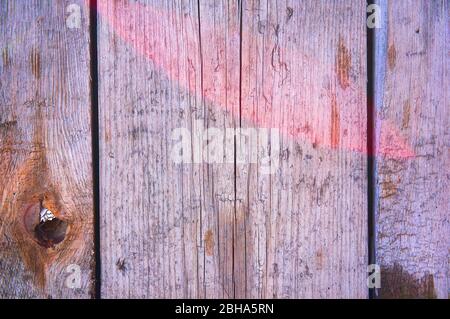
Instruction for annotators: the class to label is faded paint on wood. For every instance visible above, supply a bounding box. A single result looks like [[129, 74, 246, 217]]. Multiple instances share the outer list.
[[0, 0, 94, 298], [99, 0, 368, 298], [3, 0, 446, 300], [238, 0, 368, 298], [98, 0, 242, 298], [376, 0, 449, 299]]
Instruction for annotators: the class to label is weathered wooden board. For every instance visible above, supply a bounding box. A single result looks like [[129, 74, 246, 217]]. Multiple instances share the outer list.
[[98, 0, 204, 298], [0, 1, 94, 298], [238, 0, 368, 298], [376, 0, 449, 298], [99, 0, 367, 298], [99, 0, 243, 298]]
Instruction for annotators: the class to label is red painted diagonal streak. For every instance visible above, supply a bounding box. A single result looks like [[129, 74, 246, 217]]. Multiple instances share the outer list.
[[95, 0, 414, 159]]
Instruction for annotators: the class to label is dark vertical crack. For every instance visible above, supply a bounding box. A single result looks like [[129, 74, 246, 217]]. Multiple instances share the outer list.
[[238, 0, 247, 298], [89, 0, 101, 300], [196, 0, 205, 299], [238, 0, 243, 130], [367, 0, 378, 299], [232, 0, 245, 299]]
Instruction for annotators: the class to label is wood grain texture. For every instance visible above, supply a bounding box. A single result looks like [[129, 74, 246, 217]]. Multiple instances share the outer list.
[[0, 0, 94, 298], [99, 0, 367, 298], [98, 0, 205, 298], [238, 0, 368, 298], [197, 1, 241, 298], [376, 0, 449, 299], [99, 0, 242, 299]]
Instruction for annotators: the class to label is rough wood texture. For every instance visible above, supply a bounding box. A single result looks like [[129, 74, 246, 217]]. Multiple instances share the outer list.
[[376, 0, 449, 299], [98, 0, 205, 298], [0, 0, 94, 298], [197, 1, 241, 298], [238, 0, 368, 298], [99, 0, 367, 298]]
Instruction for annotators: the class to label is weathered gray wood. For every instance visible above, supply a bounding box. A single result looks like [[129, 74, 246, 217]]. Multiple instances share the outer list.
[[98, 0, 204, 298], [376, 0, 449, 299], [99, 0, 243, 299], [238, 0, 368, 298], [99, 0, 368, 298], [0, 0, 94, 298], [197, 1, 241, 298]]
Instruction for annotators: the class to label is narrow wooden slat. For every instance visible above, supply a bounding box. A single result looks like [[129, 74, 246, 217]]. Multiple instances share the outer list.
[[98, 0, 205, 298], [376, 0, 449, 299], [238, 0, 368, 298], [197, 1, 241, 298], [0, 0, 94, 298]]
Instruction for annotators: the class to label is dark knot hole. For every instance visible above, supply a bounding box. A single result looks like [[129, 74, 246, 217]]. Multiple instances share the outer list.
[[34, 217, 68, 248]]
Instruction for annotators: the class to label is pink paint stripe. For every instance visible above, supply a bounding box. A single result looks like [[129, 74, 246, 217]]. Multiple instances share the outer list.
[[94, 0, 415, 159]]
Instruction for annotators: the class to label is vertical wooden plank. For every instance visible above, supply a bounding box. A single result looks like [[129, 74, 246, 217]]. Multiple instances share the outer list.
[[376, 0, 449, 299], [98, 0, 204, 298], [99, 0, 243, 299], [0, 0, 94, 298], [238, 0, 368, 298]]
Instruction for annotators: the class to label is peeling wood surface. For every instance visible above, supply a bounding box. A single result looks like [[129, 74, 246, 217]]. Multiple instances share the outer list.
[[0, 0, 94, 298], [98, 0, 367, 298], [376, 0, 449, 299]]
